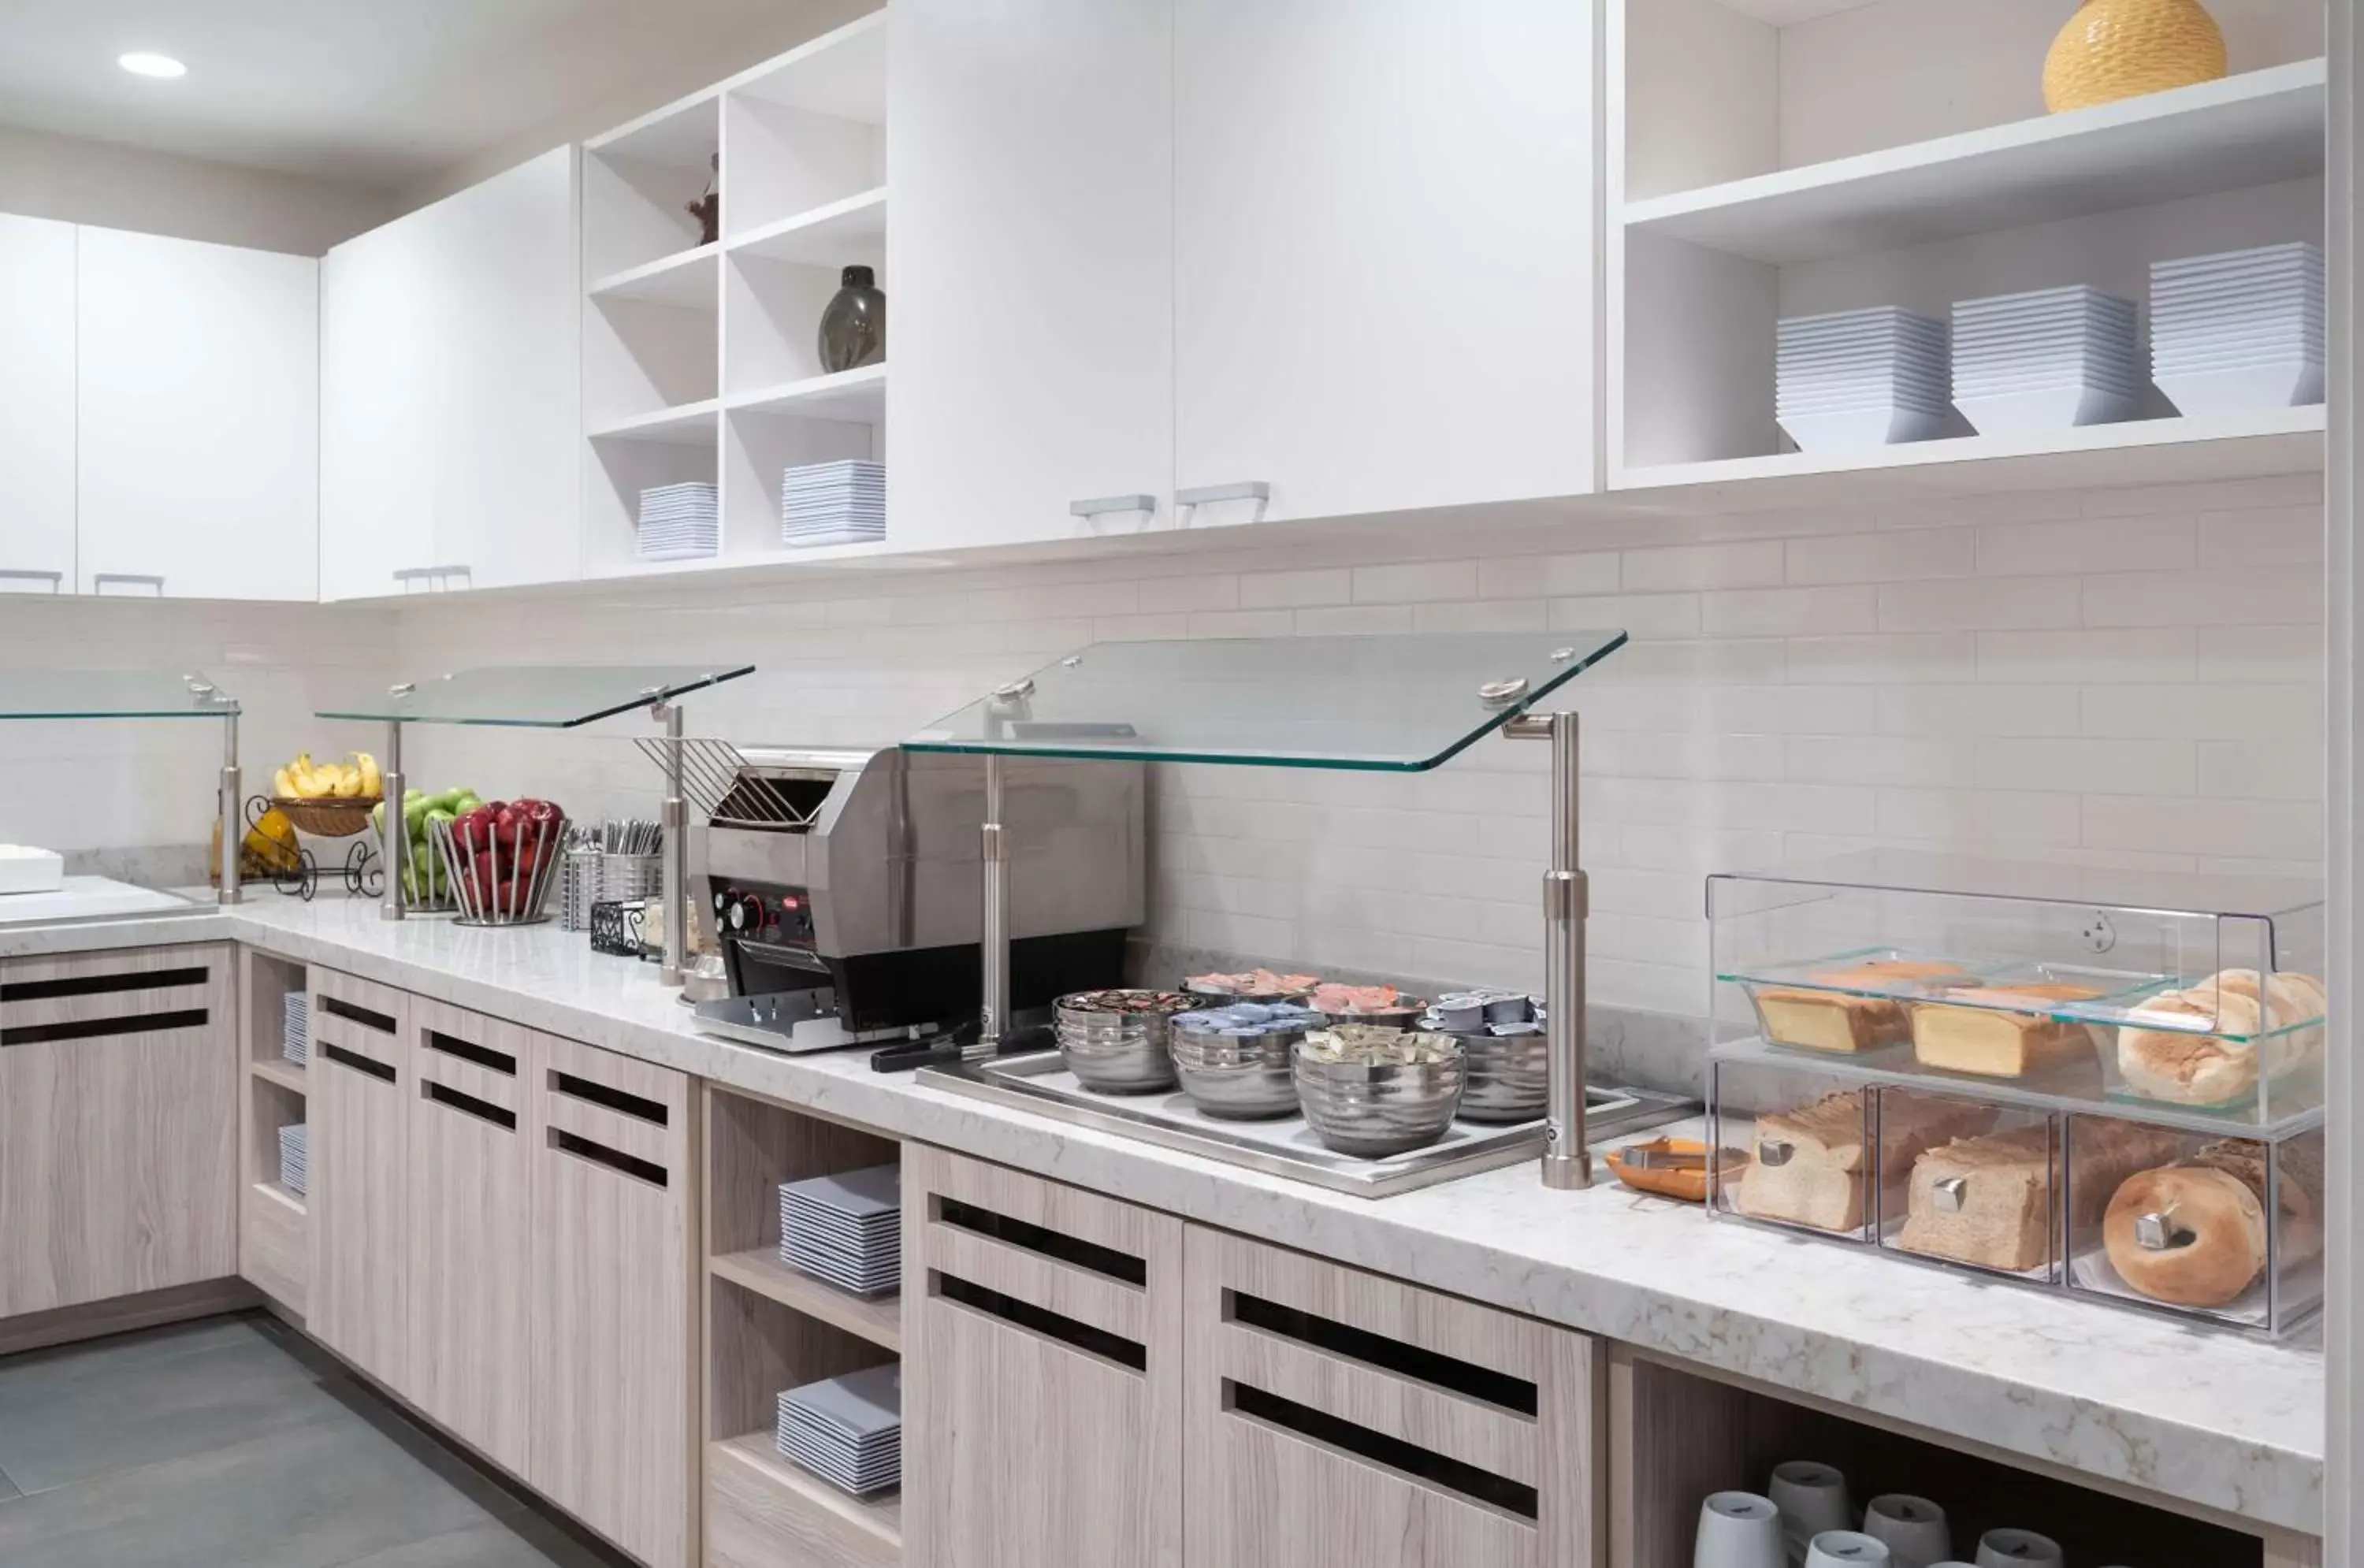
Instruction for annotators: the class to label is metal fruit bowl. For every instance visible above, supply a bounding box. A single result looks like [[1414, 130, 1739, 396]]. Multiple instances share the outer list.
[[426, 814, 570, 927], [271, 795, 382, 839], [1167, 1024, 1304, 1120], [1054, 990, 1192, 1094], [1427, 1027, 1549, 1124], [1292, 1040, 1467, 1157]]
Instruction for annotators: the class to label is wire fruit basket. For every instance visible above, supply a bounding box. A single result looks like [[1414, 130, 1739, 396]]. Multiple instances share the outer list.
[[426, 812, 570, 927], [271, 795, 382, 838]]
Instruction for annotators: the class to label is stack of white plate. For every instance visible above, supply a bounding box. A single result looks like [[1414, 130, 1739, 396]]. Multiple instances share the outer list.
[[779, 1164, 900, 1295], [278, 1123, 308, 1198], [283, 990, 309, 1067], [1951, 285, 2141, 435], [781, 460, 885, 548], [1775, 308, 1950, 452], [777, 1365, 901, 1496], [637, 482, 719, 562], [2151, 243, 2325, 416]]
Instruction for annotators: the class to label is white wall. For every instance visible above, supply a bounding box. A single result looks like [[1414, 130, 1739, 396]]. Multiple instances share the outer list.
[[0, 123, 395, 255], [377, 470, 2328, 1022]]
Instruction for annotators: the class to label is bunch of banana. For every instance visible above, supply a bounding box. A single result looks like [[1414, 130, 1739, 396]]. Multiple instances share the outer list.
[[274, 751, 384, 801]]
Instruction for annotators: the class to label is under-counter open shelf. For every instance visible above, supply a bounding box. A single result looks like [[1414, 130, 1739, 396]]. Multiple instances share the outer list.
[[249, 1055, 305, 1094], [711, 1246, 900, 1353], [709, 1431, 900, 1568]]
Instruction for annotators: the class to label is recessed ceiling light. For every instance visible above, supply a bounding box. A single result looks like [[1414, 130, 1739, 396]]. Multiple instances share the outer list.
[[118, 52, 187, 80]]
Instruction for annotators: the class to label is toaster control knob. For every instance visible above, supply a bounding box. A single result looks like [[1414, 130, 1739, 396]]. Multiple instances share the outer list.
[[726, 892, 763, 932]]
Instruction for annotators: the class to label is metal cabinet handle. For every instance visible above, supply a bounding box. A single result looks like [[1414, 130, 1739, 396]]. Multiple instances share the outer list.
[[1069, 494, 1158, 519], [392, 566, 473, 591], [1174, 481, 1271, 508], [0, 569, 63, 593], [91, 573, 164, 595]]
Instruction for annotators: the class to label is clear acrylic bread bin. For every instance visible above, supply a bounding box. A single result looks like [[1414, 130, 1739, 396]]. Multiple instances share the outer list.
[[1706, 853, 2325, 1336]]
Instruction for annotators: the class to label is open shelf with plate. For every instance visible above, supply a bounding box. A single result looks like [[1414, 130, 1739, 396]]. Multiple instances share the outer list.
[[237, 949, 309, 1312], [702, 1082, 904, 1566], [1608, 0, 2327, 494]]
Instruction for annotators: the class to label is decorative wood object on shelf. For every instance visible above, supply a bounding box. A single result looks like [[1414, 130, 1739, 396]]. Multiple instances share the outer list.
[[2045, 0, 2227, 113]]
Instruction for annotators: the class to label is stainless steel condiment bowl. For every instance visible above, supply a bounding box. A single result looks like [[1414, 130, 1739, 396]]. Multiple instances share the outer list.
[[1168, 1024, 1303, 1120], [1453, 1029, 1549, 1123], [1291, 1041, 1466, 1157], [1055, 990, 1191, 1094], [1315, 997, 1430, 1031]]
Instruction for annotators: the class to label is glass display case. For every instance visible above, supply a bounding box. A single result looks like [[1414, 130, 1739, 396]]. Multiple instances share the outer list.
[[1706, 852, 2325, 1336]]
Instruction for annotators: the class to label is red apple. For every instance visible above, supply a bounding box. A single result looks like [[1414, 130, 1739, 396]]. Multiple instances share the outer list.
[[457, 804, 496, 855], [494, 804, 522, 848]]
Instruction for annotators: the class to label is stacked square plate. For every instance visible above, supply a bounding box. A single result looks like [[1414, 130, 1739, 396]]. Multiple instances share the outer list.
[[638, 482, 719, 562], [782, 460, 885, 548], [1775, 308, 1951, 452], [779, 1164, 900, 1297], [1951, 285, 2142, 435], [283, 990, 309, 1067], [2151, 243, 2325, 416], [278, 1122, 308, 1198], [777, 1365, 901, 1496]]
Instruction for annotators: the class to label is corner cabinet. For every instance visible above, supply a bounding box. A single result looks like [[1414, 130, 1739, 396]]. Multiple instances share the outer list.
[[322, 147, 581, 600], [75, 228, 321, 601]]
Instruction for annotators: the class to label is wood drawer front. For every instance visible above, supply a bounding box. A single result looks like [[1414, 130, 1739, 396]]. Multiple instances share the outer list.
[[530, 1031, 694, 1568], [1183, 1227, 1597, 1568], [406, 997, 533, 1470], [904, 1144, 1183, 1568], [242, 1182, 307, 1315], [308, 967, 410, 1051], [707, 1434, 898, 1568], [0, 942, 229, 1039], [0, 947, 236, 1317], [537, 1030, 690, 1179], [308, 998, 411, 1388]]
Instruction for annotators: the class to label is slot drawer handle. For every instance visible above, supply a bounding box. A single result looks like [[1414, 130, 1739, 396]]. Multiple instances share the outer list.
[[1, 1008, 209, 1047], [319, 994, 399, 1035], [548, 1127, 668, 1187], [424, 1079, 517, 1131], [91, 573, 165, 595], [1226, 1291, 1537, 1415], [321, 1042, 396, 1083], [1, 965, 209, 1003], [1069, 493, 1157, 519], [935, 1271, 1147, 1371], [935, 1195, 1146, 1284], [1174, 481, 1271, 511], [549, 1069, 668, 1126], [0, 569, 62, 593], [423, 1029, 516, 1076], [1225, 1382, 1538, 1520]]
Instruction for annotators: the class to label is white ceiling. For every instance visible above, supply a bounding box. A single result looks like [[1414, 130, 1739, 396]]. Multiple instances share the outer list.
[[0, 0, 808, 189]]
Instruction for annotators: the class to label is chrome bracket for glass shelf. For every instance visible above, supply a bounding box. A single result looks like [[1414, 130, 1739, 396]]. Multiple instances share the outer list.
[[654, 697, 688, 985], [380, 704, 408, 921], [1503, 700, 1592, 1191], [204, 682, 242, 906], [972, 678, 1034, 1061]]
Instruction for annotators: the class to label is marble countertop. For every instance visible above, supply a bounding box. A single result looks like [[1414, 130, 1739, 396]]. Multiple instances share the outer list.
[[6, 894, 2325, 1534]]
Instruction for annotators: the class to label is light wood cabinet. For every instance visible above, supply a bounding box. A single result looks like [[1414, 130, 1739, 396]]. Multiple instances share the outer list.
[[1181, 1226, 1599, 1568], [307, 968, 411, 1384], [74, 226, 319, 601], [886, 0, 1176, 549], [1172, 0, 1596, 525], [0, 214, 77, 596], [0, 945, 236, 1319], [530, 1031, 698, 1568], [405, 998, 535, 1468], [903, 1143, 1184, 1568]]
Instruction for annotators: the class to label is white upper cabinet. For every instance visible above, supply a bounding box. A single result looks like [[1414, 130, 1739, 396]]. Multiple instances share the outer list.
[[0, 215, 76, 596], [1173, 0, 1595, 526], [322, 147, 580, 599], [76, 228, 320, 601], [887, 0, 1176, 548]]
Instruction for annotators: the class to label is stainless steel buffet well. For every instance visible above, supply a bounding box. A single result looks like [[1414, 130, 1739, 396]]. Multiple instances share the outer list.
[[900, 630, 1646, 1192], [0, 669, 245, 915]]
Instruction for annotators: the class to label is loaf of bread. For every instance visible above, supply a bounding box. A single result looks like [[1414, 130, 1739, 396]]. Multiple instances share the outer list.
[[1910, 982, 2102, 1078], [2115, 968, 2326, 1105], [1736, 1091, 1991, 1233], [1756, 959, 1969, 1053], [1895, 1117, 2177, 1273], [2103, 1138, 2322, 1307]]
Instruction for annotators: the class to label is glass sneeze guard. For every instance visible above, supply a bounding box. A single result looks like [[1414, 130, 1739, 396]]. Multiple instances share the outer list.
[[0, 669, 239, 719], [314, 664, 754, 728], [901, 631, 1630, 771]]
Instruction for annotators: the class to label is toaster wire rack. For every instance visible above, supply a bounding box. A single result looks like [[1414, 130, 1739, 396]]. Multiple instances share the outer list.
[[631, 736, 827, 830]]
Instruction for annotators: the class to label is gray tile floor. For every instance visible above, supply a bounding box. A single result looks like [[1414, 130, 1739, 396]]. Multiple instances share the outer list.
[[0, 1313, 635, 1568]]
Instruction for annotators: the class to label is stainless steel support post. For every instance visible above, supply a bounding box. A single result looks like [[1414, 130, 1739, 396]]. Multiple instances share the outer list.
[[975, 752, 1010, 1062], [660, 702, 687, 985], [1506, 710, 1592, 1190], [381, 719, 406, 920], [217, 712, 243, 905]]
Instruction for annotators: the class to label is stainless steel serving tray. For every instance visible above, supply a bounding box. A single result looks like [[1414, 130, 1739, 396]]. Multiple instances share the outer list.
[[918, 1050, 1697, 1198]]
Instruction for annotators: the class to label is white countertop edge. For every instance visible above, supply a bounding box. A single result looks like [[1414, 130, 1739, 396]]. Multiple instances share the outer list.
[[2, 896, 2323, 1534]]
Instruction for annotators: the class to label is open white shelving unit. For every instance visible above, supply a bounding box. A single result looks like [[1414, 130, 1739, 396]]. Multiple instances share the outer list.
[[1606, 0, 2329, 496], [581, 10, 887, 581]]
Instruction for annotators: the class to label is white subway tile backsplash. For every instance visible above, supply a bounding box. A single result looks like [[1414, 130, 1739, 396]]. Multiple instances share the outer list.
[[1878, 575, 2082, 632], [1785, 527, 1975, 584], [1237, 569, 1352, 608], [1352, 559, 1478, 604], [1976, 514, 2195, 577], [2197, 624, 2327, 683], [2080, 684, 2322, 741], [1789, 634, 1977, 684], [2080, 566, 2322, 628], [2080, 795, 2324, 862], [1548, 593, 1701, 637], [1621, 540, 1785, 592], [1701, 585, 1880, 637], [1477, 551, 1620, 599], [2195, 739, 2325, 802], [1974, 628, 2196, 685], [2196, 507, 2327, 569]]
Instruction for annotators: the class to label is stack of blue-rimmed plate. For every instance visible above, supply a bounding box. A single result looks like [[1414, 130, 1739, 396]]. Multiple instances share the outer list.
[[781, 460, 885, 548], [1951, 285, 2141, 435], [2151, 243, 2325, 416], [283, 990, 308, 1066], [1775, 307, 1951, 452], [638, 482, 719, 561], [278, 1123, 307, 1198], [779, 1164, 899, 1296], [777, 1365, 901, 1496]]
